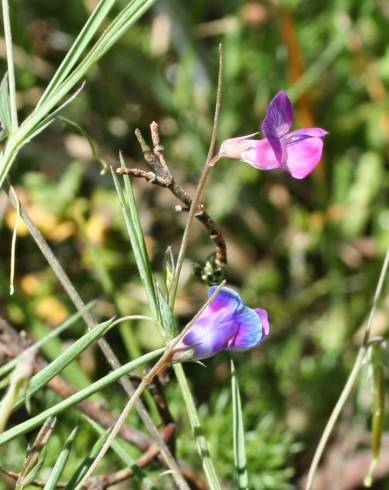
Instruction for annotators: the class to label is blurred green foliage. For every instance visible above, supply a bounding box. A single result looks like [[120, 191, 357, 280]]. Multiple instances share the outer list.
[[1, 0, 389, 488]]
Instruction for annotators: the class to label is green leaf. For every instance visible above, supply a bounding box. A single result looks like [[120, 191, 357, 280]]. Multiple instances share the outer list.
[[86, 418, 157, 489], [13, 318, 115, 411], [0, 348, 163, 447], [231, 360, 249, 490], [0, 72, 11, 138], [43, 427, 78, 490]]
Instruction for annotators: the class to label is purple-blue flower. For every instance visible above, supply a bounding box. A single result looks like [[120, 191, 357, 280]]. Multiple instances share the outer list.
[[220, 91, 328, 179], [173, 287, 270, 361]]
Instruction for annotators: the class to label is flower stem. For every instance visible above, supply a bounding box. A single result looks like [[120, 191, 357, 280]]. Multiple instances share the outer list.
[[168, 44, 224, 308], [305, 243, 389, 490]]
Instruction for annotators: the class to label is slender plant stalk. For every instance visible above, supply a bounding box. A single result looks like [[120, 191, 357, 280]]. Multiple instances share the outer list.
[[74, 283, 225, 490], [5, 188, 189, 490], [168, 44, 224, 308], [1, 0, 18, 131], [306, 242, 389, 490]]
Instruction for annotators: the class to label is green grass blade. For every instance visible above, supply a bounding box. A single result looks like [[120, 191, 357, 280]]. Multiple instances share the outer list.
[[231, 360, 249, 490], [111, 168, 159, 320], [0, 73, 11, 137], [26, 83, 85, 142], [63, 430, 109, 489], [0, 302, 95, 380], [87, 418, 157, 489], [13, 318, 114, 411], [43, 427, 78, 490], [173, 363, 222, 490], [38, 0, 117, 106], [0, 348, 164, 447], [0, 0, 157, 189]]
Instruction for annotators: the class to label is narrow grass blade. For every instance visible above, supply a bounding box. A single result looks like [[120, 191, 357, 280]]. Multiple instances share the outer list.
[[0, 302, 95, 380], [112, 168, 159, 320], [231, 360, 249, 490], [0, 0, 157, 189], [63, 430, 109, 489], [173, 363, 222, 490], [43, 427, 78, 490], [0, 348, 164, 447], [12, 318, 114, 411], [0, 72, 11, 137], [87, 418, 157, 489], [26, 82, 85, 142], [38, 0, 117, 106]]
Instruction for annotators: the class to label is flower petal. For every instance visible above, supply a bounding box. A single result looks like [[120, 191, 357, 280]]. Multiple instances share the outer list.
[[219, 133, 259, 160], [241, 138, 281, 170], [285, 137, 324, 179], [207, 286, 242, 314], [287, 128, 328, 140], [182, 315, 238, 360], [261, 91, 294, 163], [255, 308, 270, 336], [226, 305, 265, 351]]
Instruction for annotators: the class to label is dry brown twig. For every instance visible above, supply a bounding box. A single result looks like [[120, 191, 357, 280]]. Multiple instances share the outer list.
[[116, 121, 227, 265]]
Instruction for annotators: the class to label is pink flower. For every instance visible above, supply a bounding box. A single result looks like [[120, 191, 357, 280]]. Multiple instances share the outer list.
[[219, 91, 328, 179]]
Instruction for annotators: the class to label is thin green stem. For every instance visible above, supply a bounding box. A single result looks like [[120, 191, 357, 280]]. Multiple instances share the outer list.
[[168, 44, 224, 308], [306, 243, 389, 490], [1, 0, 17, 131]]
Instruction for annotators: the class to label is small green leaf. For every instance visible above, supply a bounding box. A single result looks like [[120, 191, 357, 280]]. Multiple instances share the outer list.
[[231, 359, 249, 490], [156, 283, 177, 338]]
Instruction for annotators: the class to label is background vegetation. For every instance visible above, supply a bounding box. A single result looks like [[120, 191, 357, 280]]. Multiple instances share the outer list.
[[0, 0, 388, 488]]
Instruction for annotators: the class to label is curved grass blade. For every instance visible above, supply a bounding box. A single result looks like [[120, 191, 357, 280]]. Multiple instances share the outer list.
[[231, 360, 249, 490], [38, 0, 117, 106], [0, 347, 164, 447], [43, 427, 78, 490], [112, 167, 159, 321], [13, 318, 114, 411], [0, 302, 95, 380]]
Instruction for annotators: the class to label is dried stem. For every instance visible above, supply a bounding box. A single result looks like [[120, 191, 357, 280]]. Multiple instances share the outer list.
[[117, 122, 227, 265], [16, 417, 56, 488], [4, 186, 190, 490]]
